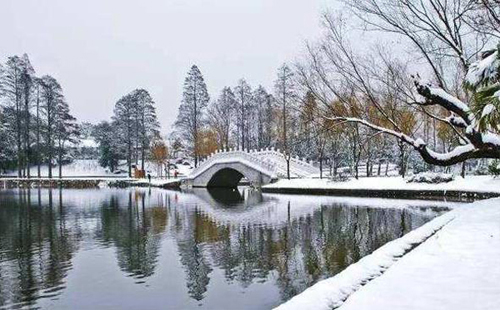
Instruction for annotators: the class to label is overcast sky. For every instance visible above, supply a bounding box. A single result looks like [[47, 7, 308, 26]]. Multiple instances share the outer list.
[[0, 0, 335, 134]]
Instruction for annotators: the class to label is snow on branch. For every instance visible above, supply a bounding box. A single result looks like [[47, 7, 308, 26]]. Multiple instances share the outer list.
[[446, 114, 468, 128], [327, 116, 500, 166], [413, 78, 472, 124], [465, 50, 499, 88]]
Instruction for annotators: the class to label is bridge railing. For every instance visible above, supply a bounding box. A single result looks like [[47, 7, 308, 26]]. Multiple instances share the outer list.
[[255, 150, 318, 177], [189, 148, 319, 179], [189, 150, 278, 179]]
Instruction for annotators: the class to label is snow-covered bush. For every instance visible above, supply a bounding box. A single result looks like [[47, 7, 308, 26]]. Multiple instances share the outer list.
[[330, 173, 350, 182], [406, 172, 454, 184], [488, 160, 500, 177]]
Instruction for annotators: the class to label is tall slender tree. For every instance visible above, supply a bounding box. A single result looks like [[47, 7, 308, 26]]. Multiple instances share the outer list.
[[113, 94, 135, 177], [274, 64, 296, 179], [208, 87, 235, 149], [2, 56, 24, 177], [174, 65, 210, 167], [55, 100, 79, 179], [40, 75, 64, 178], [234, 79, 252, 150]]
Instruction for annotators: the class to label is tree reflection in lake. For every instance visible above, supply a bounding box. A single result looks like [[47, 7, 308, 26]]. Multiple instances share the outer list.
[[0, 188, 454, 309]]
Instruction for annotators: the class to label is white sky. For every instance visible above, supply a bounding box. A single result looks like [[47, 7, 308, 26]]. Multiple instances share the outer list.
[[0, 0, 335, 134]]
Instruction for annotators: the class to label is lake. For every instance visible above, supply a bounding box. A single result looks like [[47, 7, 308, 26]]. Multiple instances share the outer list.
[[0, 188, 454, 310]]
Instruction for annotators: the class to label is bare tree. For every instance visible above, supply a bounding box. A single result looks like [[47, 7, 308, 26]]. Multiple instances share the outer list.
[[234, 79, 252, 150], [300, 8, 500, 168], [274, 63, 297, 179], [208, 87, 235, 149]]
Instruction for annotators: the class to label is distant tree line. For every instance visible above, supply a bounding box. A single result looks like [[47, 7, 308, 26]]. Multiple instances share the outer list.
[[173, 64, 412, 179], [0, 54, 78, 178]]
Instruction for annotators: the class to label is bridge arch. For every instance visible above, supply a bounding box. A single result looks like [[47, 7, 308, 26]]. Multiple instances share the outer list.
[[185, 161, 274, 188], [207, 167, 245, 188]]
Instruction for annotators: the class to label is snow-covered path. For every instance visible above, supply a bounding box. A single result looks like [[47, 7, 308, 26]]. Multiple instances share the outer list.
[[338, 198, 500, 310], [277, 198, 500, 310]]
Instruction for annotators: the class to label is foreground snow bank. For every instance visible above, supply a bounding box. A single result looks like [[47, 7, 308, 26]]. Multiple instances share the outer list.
[[338, 198, 500, 310], [277, 198, 500, 310], [265, 175, 500, 194], [275, 209, 456, 310]]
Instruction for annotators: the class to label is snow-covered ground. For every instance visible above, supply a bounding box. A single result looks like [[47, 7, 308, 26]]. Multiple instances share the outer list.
[[2, 160, 118, 177], [276, 197, 500, 310], [265, 175, 500, 194], [1, 159, 194, 178]]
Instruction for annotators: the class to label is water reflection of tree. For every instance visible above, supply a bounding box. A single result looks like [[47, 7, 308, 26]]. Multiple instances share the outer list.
[[173, 201, 436, 303], [0, 189, 78, 308], [174, 206, 214, 301], [98, 191, 167, 281]]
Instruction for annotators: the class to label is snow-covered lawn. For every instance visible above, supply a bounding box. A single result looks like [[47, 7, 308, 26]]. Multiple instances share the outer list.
[[1, 159, 193, 178], [276, 197, 500, 310], [265, 175, 500, 194], [2, 160, 120, 177]]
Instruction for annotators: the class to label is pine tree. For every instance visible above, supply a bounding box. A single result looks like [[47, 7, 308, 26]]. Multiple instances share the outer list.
[[133, 89, 160, 171], [54, 100, 79, 178], [93, 121, 120, 172], [113, 93, 135, 177], [174, 65, 210, 167]]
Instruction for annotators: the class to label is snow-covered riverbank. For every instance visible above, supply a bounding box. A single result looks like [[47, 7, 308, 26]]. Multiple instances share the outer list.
[[276, 197, 500, 310], [265, 175, 500, 193]]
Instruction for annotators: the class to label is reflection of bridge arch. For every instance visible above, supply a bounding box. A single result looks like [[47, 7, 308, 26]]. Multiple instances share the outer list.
[[183, 149, 319, 188]]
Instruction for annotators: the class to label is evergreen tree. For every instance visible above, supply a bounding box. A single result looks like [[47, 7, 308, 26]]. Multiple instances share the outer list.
[[133, 89, 160, 170], [113, 89, 160, 176], [174, 65, 210, 167], [93, 121, 121, 172], [54, 100, 79, 178], [113, 93, 136, 177]]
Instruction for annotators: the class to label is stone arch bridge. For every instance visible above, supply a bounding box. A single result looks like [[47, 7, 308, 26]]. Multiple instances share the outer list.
[[183, 148, 319, 188]]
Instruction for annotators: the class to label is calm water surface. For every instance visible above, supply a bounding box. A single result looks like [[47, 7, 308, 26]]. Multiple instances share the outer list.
[[0, 188, 454, 310]]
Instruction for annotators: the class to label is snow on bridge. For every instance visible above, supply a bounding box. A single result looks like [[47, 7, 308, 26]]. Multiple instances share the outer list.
[[184, 148, 319, 188]]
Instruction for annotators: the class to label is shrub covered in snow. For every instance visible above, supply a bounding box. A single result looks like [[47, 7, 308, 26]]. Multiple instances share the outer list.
[[488, 159, 500, 177], [330, 174, 350, 182], [406, 172, 454, 184]]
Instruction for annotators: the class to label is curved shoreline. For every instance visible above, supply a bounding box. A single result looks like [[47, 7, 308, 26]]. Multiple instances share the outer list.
[[261, 186, 499, 201]]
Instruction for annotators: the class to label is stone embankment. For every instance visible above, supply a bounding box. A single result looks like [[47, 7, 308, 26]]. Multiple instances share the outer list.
[[0, 178, 181, 189]]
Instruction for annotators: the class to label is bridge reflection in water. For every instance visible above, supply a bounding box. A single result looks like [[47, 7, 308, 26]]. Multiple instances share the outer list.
[[0, 188, 453, 309]]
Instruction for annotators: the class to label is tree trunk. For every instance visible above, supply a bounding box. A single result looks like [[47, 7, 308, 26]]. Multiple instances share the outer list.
[[36, 89, 41, 178], [25, 86, 30, 179], [48, 106, 53, 179], [319, 156, 323, 179], [58, 144, 62, 179]]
